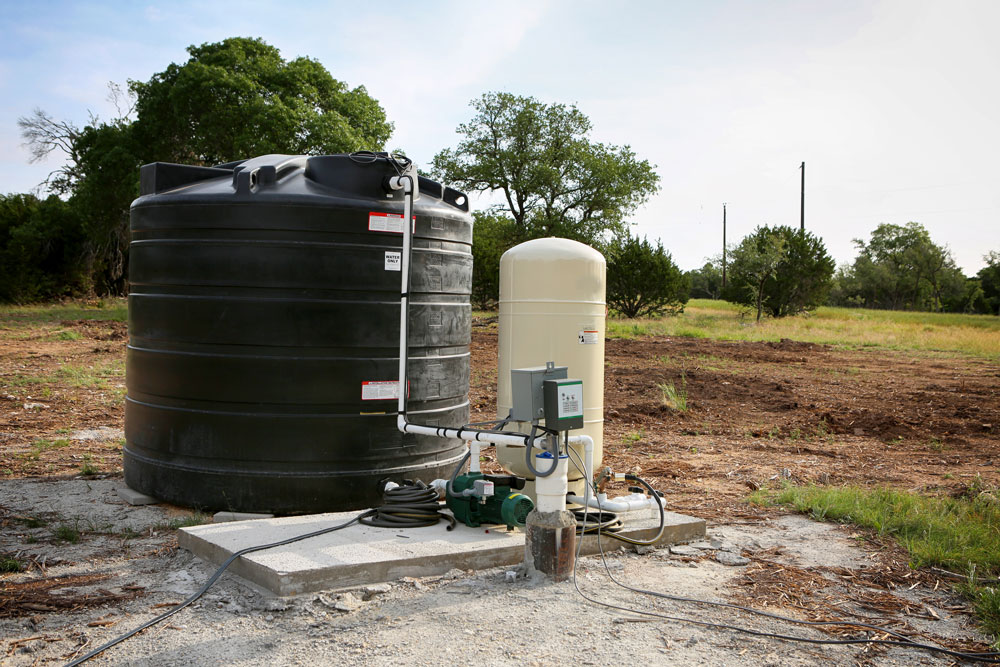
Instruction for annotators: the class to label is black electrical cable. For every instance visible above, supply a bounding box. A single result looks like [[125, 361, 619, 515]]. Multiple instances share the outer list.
[[523, 424, 559, 478], [565, 447, 665, 547], [446, 447, 472, 499], [348, 150, 412, 177], [360, 480, 456, 529], [595, 471, 1000, 659], [574, 580, 1000, 661], [566, 459, 1000, 662], [573, 508, 625, 535], [64, 511, 373, 667]]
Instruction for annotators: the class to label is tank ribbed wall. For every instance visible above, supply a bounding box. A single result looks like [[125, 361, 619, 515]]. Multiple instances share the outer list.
[[124, 154, 472, 513]]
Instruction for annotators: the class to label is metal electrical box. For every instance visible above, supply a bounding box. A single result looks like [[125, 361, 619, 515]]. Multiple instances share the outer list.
[[543, 378, 584, 431], [510, 362, 567, 422]]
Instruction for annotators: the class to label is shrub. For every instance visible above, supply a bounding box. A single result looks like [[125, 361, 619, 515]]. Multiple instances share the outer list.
[[0, 193, 91, 302], [470, 211, 520, 309], [606, 233, 689, 318], [723, 226, 834, 320]]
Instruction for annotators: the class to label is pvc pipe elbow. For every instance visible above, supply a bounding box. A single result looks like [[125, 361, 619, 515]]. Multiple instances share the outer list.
[[387, 175, 413, 193], [567, 493, 662, 514], [429, 479, 448, 498]]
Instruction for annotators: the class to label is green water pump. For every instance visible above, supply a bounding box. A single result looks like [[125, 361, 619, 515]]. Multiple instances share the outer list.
[[446, 473, 534, 529]]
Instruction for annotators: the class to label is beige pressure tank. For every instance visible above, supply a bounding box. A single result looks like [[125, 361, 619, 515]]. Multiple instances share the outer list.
[[495, 237, 605, 495]]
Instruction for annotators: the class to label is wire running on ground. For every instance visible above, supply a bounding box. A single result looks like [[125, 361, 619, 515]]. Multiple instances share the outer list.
[[65, 512, 373, 666], [565, 454, 1000, 662]]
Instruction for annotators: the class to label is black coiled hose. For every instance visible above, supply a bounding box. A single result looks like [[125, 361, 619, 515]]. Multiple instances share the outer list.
[[360, 480, 456, 530], [573, 508, 625, 535]]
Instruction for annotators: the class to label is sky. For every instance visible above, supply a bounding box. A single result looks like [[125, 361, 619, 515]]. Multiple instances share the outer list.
[[1, 0, 998, 274]]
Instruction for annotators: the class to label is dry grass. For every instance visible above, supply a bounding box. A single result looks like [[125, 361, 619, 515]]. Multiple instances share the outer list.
[[607, 300, 1000, 360]]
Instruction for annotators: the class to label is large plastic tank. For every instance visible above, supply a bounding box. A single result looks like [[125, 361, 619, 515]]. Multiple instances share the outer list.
[[495, 238, 606, 494], [124, 154, 472, 513]]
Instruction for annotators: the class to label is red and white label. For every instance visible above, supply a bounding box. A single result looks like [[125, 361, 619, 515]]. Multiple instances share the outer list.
[[368, 211, 416, 234], [361, 380, 409, 401], [578, 330, 599, 345]]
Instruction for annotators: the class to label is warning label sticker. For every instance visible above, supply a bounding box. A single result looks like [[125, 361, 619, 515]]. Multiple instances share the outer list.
[[368, 211, 416, 234], [361, 381, 400, 401], [559, 383, 584, 417], [384, 251, 401, 271], [578, 330, 599, 345]]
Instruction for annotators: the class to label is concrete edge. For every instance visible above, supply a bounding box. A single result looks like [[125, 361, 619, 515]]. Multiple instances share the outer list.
[[179, 511, 706, 597]]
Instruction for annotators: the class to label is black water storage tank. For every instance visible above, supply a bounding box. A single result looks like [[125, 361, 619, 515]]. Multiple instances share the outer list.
[[124, 154, 472, 513]]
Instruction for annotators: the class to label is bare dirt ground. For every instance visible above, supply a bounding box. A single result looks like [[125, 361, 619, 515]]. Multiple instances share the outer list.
[[470, 322, 1000, 520], [1, 316, 999, 664]]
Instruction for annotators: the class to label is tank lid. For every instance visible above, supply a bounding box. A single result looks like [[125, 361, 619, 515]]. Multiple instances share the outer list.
[[138, 154, 470, 212]]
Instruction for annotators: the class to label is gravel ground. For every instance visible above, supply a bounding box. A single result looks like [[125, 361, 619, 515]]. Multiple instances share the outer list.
[[1, 479, 990, 665]]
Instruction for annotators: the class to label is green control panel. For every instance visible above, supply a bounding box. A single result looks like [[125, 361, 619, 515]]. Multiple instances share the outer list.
[[543, 378, 584, 431]]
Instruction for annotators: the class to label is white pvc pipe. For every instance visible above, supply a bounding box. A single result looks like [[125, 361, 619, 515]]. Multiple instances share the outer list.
[[396, 415, 547, 447], [391, 173, 414, 423], [566, 492, 665, 513], [469, 440, 481, 473], [582, 436, 594, 486], [534, 454, 569, 512]]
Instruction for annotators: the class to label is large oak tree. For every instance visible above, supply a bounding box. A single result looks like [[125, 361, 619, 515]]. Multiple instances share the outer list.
[[431, 92, 659, 245], [131, 37, 392, 165], [17, 37, 393, 296]]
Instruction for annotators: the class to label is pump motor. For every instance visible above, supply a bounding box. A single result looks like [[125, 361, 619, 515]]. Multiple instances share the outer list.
[[447, 473, 534, 529]]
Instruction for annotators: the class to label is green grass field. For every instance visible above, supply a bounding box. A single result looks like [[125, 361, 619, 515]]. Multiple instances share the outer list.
[[0, 298, 127, 330], [606, 299, 1000, 360]]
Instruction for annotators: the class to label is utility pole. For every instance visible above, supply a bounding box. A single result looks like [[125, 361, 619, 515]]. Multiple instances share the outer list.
[[722, 203, 727, 288], [799, 161, 805, 232]]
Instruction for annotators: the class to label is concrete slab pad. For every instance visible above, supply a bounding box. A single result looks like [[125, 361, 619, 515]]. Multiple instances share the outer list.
[[116, 485, 159, 506], [213, 511, 275, 523], [179, 509, 705, 596]]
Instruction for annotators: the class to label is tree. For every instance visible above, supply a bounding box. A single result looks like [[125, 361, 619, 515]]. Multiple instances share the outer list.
[[131, 37, 393, 165], [470, 211, 520, 309], [760, 227, 836, 317], [686, 260, 724, 300], [16, 81, 136, 196], [827, 263, 864, 308], [722, 226, 833, 321], [0, 194, 89, 302], [70, 121, 142, 294], [17, 37, 393, 298], [723, 228, 787, 322], [977, 251, 1000, 315], [840, 222, 967, 311], [16, 108, 85, 195], [431, 92, 659, 245], [606, 234, 689, 318]]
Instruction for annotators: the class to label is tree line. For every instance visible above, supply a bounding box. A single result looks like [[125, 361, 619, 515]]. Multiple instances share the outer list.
[[3, 37, 997, 318], [688, 222, 999, 317]]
